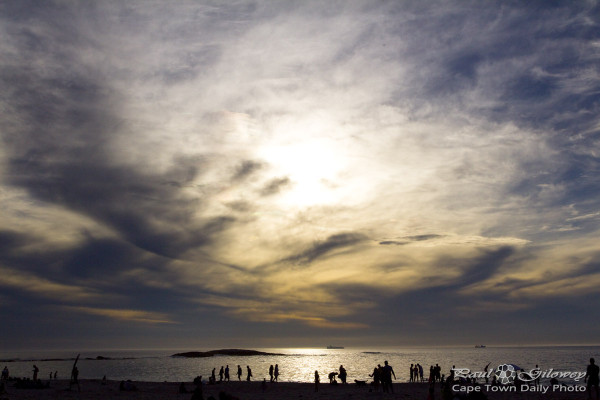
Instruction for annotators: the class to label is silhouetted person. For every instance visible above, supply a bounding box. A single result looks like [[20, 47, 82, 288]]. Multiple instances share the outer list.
[[269, 365, 274, 382], [369, 365, 381, 391], [225, 365, 230, 382], [428, 378, 435, 400], [219, 366, 224, 382], [339, 365, 347, 384], [1, 366, 8, 381], [246, 366, 252, 381], [484, 363, 490, 384], [314, 371, 320, 392], [274, 364, 279, 382], [191, 380, 204, 400], [410, 364, 414, 382], [381, 360, 396, 393], [419, 363, 424, 382], [328, 371, 338, 384], [53, 371, 57, 380], [237, 365, 242, 381], [442, 376, 453, 400], [586, 358, 600, 400], [32, 365, 39, 381], [70, 366, 80, 392]]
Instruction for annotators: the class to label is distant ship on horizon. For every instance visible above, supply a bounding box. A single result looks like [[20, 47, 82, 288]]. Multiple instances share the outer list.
[[475, 345, 486, 348], [327, 345, 344, 349]]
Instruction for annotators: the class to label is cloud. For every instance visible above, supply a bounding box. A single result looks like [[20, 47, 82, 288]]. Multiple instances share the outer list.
[[259, 176, 291, 196], [65, 306, 176, 324], [283, 233, 369, 265], [1, 0, 599, 347]]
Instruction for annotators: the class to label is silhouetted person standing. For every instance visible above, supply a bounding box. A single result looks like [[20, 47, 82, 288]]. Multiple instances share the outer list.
[[339, 365, 347, 384], [191, 379, 203, 400], [274, 364, 279, 382], [314, 371, 320, 392], [269, 365, 274, 382], [586, 358, 600, 400], [225, 365, 230, 382], [237, 365, 242, 381], [246, 366, 252, 381], [382, 360, 396, 393], [70, 366, 80, 392], [370, 365, 381, 391], [32, 365, 39, 381]]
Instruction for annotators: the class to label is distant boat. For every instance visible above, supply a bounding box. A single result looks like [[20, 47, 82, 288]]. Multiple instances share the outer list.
[[475, 345, 486, 348], [327, 345, 344, 349]]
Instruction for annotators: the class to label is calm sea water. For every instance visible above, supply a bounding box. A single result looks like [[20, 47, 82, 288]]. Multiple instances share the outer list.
[[1, 346, 598, 384]]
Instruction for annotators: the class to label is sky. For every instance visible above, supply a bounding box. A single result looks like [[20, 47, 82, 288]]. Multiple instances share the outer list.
[[1, 0, 600, 351]]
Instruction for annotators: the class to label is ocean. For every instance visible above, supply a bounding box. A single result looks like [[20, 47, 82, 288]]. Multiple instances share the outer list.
[[1, 346, 598, 384]]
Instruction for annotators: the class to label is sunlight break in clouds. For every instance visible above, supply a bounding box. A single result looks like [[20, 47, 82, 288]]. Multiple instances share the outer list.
[[1, 1, 599, 347]]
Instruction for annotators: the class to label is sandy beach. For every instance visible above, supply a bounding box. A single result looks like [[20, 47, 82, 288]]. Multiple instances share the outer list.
[[0, 379, 589, 400]]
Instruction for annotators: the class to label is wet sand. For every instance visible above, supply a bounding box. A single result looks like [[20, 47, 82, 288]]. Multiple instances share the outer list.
[[1, 379, 589, 400]]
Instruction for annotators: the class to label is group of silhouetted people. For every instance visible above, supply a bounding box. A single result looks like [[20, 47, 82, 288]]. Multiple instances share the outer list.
[[366, 360, 397, 393], [410, 363, 425, 382], [206, 364, 282, 385]]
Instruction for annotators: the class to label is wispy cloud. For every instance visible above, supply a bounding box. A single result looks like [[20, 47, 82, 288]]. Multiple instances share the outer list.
[[1, 0, 599, 347]]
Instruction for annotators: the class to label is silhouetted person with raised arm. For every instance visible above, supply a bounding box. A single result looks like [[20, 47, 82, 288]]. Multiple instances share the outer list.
[[382, 360, 396, 393], [370, 365, 381, 391], [586, 358, 600, 400], [70, 366, 80, 392]]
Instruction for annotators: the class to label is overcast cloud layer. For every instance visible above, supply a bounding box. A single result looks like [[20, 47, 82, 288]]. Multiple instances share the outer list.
[[1, 0, 600, 349]]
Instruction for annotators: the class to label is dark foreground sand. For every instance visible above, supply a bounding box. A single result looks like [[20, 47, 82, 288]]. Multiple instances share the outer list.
[[0, 379, 589, 400]]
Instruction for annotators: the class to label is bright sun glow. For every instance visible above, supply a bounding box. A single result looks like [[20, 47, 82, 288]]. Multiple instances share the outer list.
[[258, 116, 348, 207]]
